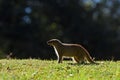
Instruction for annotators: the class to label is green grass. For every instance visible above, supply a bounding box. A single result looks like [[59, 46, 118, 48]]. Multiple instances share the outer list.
[[0, 59, 119, 80]]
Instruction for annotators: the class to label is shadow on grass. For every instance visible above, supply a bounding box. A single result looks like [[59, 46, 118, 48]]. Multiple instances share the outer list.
[[68, 62, 99, 66]]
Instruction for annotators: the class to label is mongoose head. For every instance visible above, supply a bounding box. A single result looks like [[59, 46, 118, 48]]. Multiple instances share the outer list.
[[47, 39, 62, 46]]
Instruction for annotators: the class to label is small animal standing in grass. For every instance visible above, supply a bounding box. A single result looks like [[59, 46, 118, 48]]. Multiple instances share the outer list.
[[6, 52, 13, 59], [47, 39, 95, 64]]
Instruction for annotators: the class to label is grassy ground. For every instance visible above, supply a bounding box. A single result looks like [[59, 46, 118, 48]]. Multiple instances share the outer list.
[[0, 59, 119, 80]]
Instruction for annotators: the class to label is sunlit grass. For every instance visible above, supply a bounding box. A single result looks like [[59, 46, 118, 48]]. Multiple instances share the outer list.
[[0, 59, 119, 80]]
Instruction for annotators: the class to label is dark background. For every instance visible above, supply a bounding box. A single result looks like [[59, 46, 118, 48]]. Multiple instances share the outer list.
[[0, 0, 120, 60]]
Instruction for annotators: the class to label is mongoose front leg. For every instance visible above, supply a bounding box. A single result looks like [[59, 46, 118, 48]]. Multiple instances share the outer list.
[[58, 56, 62, 63]]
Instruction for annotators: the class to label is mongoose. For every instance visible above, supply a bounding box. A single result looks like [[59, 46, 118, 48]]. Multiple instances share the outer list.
[[6, 52, 13, 59], [47, 39, 95, 64]]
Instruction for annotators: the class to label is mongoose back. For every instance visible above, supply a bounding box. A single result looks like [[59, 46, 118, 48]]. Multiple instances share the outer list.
[[47, 39, 95, 63]]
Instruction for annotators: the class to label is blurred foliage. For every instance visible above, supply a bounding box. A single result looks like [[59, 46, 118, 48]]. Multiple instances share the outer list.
[[0, 0, 120, 60]]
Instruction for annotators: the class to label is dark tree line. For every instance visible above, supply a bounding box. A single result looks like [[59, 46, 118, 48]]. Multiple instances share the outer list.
[[0, 0, 120, 60]]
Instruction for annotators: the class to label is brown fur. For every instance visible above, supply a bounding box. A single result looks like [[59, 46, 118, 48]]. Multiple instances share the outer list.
[[47, 39, 95, 64]]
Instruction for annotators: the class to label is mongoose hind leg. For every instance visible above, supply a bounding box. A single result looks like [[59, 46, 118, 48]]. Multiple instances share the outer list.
[[73, 56, 80, 63], [74, 57, 85, 64]]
